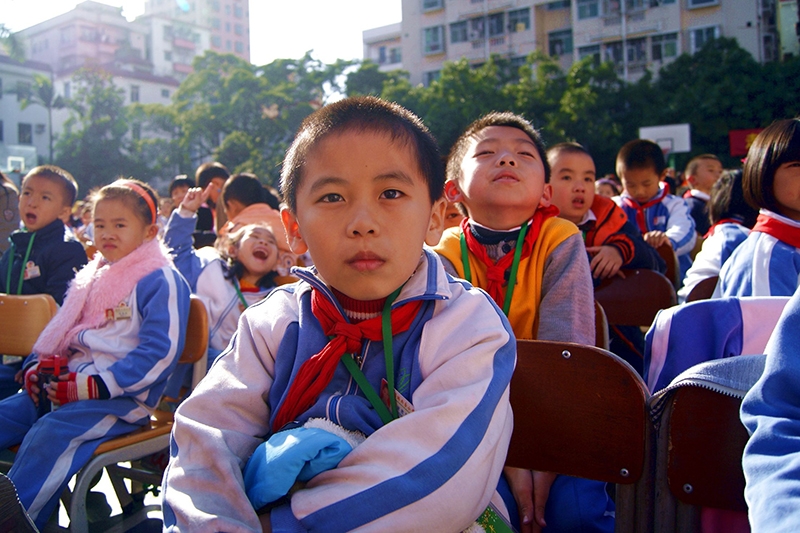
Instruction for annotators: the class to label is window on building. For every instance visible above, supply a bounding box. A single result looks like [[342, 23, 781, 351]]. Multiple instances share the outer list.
[[627, 37, 647, 63], [579, 44, 601, 63], [164, 25, 173, 41], [423, 26, 445, 54], [651, 33, 678, 60], [423, 70, 441, 86], [378, 46, 387, 64], [60, 26, 75, 44], [451, 21, 468, 43], [235, 41, 244, 53], [226, 22, 231, 32], [18, 123, 32, 145], [212, 0, 220, 11], [235, 24, 243, 35], [35, 124, 45, 135], [488, 13, 505, 37], [548, 29, 573, 56], [470, 17, 485, 39], [226, 39, 232, 50], [212, 18, 221, 29], [164, 51, 172, 61], [16, 81, 31, 102], [225, 4, 231, 14], [578, 0, 600, 19], [234, 5, 243, 17], [212, 35, 222, 47], [131, 85, 140, 103], [690, 25, 719, 53], [63, 81, 69, 99], [162, 89, 170, 98], [604, 41, 623, 64], [688, 0, 718, 7], [390, 47, 402, 63], [508, 8, 530, 32], [547, 0, 571, 9], [423, 0, 443, 10]]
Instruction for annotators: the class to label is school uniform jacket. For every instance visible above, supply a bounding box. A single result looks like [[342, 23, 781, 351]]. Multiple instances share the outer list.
[[164, 210, 273, 353], [678, 223, 749, 303], [0, 218, 87, 305], [162, 249, 516, 533], [717, 210, 800, 297]]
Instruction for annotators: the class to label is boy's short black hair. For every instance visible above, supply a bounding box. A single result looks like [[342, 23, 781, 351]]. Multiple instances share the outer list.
[[24, 165, 78, 206], [195, 162, 230, 190], [684, 154, 720, 178], [742, 118, 800, 212], [447, 111, 550, 183], [546, 142, 593, 169], [169, 175, 195, 194], [222, 173, 280, 210], [616, 139, 666, 178], [281, 96, 443, 213], [709, 169, 759, 228]]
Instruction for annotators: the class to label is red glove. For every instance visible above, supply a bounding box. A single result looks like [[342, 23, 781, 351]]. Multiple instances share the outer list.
[[51, 373, 107, 405], [23, 363, 40, 400]]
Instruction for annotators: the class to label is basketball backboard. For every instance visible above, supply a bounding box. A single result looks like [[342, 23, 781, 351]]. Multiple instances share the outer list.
[[639, 124, 691, 154]]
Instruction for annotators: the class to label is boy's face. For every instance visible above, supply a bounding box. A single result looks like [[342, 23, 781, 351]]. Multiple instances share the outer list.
[[620, 166, 664, 204], [234, 226, 280, 278], [595, 182, 617, 198], [443, 201, 464, 230], [281, 130, 446, 301], [171, 184, 190, 206], [689, 159, 723, 193], [19, 175, 71, 232], [549, 151, 596, 226], [205, 177, 225, 204], [448, 126, 550, 230]]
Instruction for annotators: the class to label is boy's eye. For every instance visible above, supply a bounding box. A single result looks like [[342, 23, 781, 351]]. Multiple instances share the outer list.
[[475, 150, 493, 156], [319, 193, 343, 203], [381, 189, 404, 200], [519, 151, 535, 158]]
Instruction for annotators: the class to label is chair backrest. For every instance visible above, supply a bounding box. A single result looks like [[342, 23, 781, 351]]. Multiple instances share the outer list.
[[595, 299, 610, 350], [180, 295, 209, 390], [656, 243, 680, 289], [684, 276, 718, 303], [0, 293, 58, 356], [595, 269, 677, 327], [506, 339, 650, 484]]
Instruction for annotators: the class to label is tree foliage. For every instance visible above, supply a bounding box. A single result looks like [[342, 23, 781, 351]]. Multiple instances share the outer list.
[[18, 74, 65, 163]]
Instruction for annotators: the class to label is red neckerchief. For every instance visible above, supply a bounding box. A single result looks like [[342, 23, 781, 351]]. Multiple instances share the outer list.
[[271, 288, 422, 432], [751, 212, 800, 249], [621, 187, 669, 233], [460, 205, 559, 308], [682, 189, 693, 199], [703, 218, 743, 239]]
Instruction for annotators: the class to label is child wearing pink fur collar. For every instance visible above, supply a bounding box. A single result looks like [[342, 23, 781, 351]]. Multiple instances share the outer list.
[[0, 179, 191, 528]]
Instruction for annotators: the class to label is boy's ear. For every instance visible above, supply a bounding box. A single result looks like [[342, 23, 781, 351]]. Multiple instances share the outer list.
[[280, 207, 309, 255], [659, 168, 671, 181], [538, 184, 553, 208], [686, 174, 697, 187], [444, 180, 463, 203], [425, 197, 447, 246], [58, 204, 72, 223], [144, 223, 159, 241]]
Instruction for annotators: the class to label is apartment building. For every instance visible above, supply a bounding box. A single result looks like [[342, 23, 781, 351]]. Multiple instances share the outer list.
[[377, 0, 782, 85], [363, 23, 404, 71], [144, 0, 250, 62]]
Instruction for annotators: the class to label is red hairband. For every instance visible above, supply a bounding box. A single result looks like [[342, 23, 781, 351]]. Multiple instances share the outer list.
[[117, 180, 156, 224]]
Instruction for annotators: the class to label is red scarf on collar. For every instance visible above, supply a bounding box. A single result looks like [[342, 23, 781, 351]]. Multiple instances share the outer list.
[[621, 186, 669, 233], [752, 212, 800, 249], [271, 288, 422, 431], [461, 205, 558, 308]]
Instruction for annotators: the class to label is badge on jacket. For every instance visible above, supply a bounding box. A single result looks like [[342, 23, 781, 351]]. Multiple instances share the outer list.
[[23, 261, 40, 280]]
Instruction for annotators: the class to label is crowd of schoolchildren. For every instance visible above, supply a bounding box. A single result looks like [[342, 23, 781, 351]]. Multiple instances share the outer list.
[[0, 97, 799, 533]]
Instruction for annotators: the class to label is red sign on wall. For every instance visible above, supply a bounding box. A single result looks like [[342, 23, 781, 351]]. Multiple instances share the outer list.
[[729, 129, 764, 157]]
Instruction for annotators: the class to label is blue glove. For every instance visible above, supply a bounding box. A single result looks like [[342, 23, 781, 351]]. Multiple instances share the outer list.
[[243, 426, 353, 510]]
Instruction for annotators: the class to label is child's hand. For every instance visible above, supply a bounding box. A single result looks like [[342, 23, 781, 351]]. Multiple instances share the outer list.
[[180, 187, 210, 214], [23, 366, 41, 406], [587, 246, 624, 279], [503, 466, 554, 532], [643, 230, 669, 248], [47, 372, 103, 405]]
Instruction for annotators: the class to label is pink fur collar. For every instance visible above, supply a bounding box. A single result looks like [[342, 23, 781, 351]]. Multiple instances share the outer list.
[[33, 238, 172, 356]]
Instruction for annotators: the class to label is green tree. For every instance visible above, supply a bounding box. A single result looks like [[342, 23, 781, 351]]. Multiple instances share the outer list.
[[54, 68, 142, 191], [18, 74, 65, 163], [0, 24, 25, 62]]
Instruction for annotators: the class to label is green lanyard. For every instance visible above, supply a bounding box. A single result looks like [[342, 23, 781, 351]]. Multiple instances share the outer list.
[[233, 279, 249, 309], [459, 223, 528, 316], [5, 233, 36, 295], [340, 285, 403, 426]]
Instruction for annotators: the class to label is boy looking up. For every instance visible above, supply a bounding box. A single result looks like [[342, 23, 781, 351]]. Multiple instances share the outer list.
[[162, 96, 516, 532], [0, 165, 87, 399], [434, 114, 613, 533], [683, 154, 723, 236], [614, 139, 696, 281]]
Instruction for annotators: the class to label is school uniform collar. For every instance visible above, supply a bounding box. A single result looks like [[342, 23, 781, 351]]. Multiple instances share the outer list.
[[687, 190, 711, 201], [10, 218, 66, 247]]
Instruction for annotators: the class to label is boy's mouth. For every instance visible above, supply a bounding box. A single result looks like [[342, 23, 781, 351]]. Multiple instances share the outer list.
[[252, 249, 269, 260], [347, 251, 385, 272], [492, 171, 519, 183], [24, 213, 37, 224]]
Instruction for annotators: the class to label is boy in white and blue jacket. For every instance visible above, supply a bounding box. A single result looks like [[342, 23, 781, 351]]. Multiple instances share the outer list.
[[162, 97, 516, 532], [614, 140, 696, 282]]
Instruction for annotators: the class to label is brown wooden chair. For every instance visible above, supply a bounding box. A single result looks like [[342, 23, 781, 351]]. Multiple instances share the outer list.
[[684, 276, 718, 303], [652, 382, 750, 532], [656, 243, 680, 290], [595, 299, 610, 350], [595, 269, 677, 329], [506, 339, 654, 533], [66, 295, 209, 533], [0, 293, 58, 357]]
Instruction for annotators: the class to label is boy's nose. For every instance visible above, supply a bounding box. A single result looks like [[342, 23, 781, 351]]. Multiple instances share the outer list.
[[347, 206, 378, 237], [497, 151, 517, 167]]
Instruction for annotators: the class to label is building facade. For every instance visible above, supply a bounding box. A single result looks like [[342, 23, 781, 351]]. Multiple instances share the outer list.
[[383, 0, 782, 85]]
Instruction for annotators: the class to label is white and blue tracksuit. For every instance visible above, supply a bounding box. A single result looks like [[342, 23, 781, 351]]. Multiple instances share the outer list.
[[717, 210, 800, 298], [615, 187, 697, 281], [677, 223, 750, 303], [162, 249, 516, 532], [0, 266, 190, 527], [741, 286, 800, 532]]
